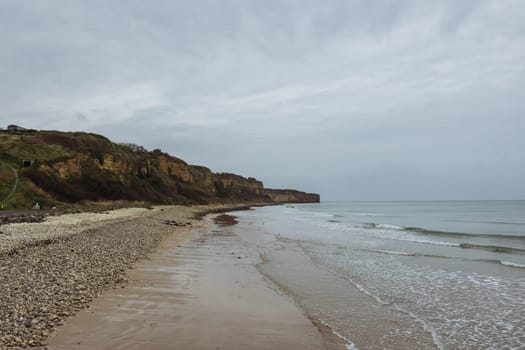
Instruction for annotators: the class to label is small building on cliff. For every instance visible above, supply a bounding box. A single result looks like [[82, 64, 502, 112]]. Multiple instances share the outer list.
[[7, 124, 27, 132]]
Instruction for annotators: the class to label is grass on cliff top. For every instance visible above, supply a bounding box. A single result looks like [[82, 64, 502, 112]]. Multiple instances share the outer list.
[[0, 131, 72, 164], [0, 130, 183, 168], [0, 130, 143, 171], [0, 162, 15, 202]]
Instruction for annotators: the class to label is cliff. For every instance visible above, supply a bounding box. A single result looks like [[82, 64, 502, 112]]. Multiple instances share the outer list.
[[264, 189, 320, 203], [0, 129, 319, 209]]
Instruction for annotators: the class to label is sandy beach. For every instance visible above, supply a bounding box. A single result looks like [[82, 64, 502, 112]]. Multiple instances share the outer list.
[[0, 205, 330, 349]]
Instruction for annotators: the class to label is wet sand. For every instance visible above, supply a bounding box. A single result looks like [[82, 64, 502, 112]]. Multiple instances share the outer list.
[[47, 213, 326, 349]]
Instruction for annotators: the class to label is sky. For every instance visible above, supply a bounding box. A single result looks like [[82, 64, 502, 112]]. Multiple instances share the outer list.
[[1, 0, 524, 200]]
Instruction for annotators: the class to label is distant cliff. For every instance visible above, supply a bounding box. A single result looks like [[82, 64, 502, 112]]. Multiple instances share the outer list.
[[0, 129, 319, 209], [264, 189, 320, 203]]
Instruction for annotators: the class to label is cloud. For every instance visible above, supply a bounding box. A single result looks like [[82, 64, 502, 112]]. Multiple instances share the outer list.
[[0, 0, 524, 199], [75, 112, 88, 122]]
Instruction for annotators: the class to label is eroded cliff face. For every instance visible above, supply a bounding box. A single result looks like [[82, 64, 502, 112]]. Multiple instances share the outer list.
[[156, 154, 192, 182], [213, 173, 267, 201], [10, 130, 320, 205], [38, 153, 133, 182], [264, 189, 320, 203], [38, 154, 89, 179], [25, 148, 274, 204], [189, 165, 215, 194]]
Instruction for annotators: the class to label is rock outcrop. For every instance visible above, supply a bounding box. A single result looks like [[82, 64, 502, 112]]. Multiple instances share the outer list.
[[264, 189, 320, 203], [213, 173, 265, 201]]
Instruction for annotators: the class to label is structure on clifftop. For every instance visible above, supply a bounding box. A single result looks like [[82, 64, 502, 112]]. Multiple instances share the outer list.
[[7, 124, 28, 132]]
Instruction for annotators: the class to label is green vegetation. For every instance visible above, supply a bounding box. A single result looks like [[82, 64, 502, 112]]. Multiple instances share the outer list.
[[2, 176, 51, 209], [0, 162, 14, 208], [0, 131, 71, 164]]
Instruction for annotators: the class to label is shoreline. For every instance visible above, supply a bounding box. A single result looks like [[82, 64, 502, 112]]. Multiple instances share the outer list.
[[45, 209, 327, 350], [255, 256, 352, 350], [0, 203, 331, 349]]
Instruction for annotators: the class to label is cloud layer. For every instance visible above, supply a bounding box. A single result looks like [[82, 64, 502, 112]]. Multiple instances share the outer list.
[[1, 0, 524, 199]]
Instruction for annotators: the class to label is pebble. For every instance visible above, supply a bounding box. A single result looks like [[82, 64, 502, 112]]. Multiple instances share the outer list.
[[0, 209, 190, 349]]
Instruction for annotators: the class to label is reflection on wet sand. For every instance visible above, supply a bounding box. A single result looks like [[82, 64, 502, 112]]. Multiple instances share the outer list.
[[48, 215, 325, 350]]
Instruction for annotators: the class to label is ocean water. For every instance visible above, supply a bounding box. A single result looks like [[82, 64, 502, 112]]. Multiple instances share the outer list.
[[231, 201, 525, 349]]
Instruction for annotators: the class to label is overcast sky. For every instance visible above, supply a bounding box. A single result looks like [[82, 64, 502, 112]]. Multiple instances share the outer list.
[[1, 1, 524, 200]]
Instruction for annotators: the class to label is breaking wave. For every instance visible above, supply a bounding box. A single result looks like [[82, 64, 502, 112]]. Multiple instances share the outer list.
[[361, 222, 525, 240]]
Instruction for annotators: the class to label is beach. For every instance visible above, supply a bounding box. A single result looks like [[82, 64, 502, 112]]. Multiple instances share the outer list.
[[0, 205, 332, 349], [3, 201, 523, 349]]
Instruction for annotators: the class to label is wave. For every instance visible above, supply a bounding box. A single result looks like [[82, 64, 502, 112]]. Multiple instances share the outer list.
[[296, 213, 525, 256], [367, 249, 418, 256], [459, 243, 525, 255], [481, 221, 525, 226], [297, 243, 445, 350], [362, 234, 525, 256], [365, 250, 454, 259], [404, 227, 525, 240], [360, 234, 461, 248], [472, 259, 525, 268], [377, 240, 525, 255], [365, 250, 525, 269], [449, 219, 525, 226], [317, 319, 358, 350], [360, 222, 525, 240], [500, 261, 525, 268], [349, 212, 385, 216], [361, 222, 403, 230], [376, 223, 404, 230]]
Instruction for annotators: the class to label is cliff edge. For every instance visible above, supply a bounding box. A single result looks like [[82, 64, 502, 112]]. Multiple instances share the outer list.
[[264, 189, 320, 204]]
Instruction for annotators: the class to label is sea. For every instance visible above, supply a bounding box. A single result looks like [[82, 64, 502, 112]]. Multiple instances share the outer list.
[[229, 201, 525, 349]]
